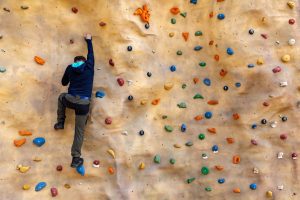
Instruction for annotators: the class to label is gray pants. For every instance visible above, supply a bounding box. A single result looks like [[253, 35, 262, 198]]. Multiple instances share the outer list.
[[57, 93, 90, 157]]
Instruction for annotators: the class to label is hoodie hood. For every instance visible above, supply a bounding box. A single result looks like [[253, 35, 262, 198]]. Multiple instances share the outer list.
[[71, 61, 85, 73]]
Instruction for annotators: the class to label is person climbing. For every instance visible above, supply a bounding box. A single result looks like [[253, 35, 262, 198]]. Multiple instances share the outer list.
[[54, 33, 94, 168]]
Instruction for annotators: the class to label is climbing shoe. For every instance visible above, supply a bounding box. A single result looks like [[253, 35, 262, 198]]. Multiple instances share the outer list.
[[71, 157, 84, 168], [54, 122, 64, 130]]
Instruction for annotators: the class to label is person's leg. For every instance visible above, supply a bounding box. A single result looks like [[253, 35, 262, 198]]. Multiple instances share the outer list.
[[54, 93, 68, 130]]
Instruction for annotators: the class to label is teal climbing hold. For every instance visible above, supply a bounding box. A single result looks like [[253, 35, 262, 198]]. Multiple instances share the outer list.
[[187, 177, 196, 184], [0, 66, 6, 73], [180, 12, 187, 17], [185, 141, 193, 146], [193, 93, 204, 99], [154, 155, 161, 164], [177, 50, 182, 55], [199, 62, 206, 67], [205, 187, 212, 191], [165, 125, 173, 132], [171, 18, 176, 24], [195, 31, 203, 36], [170, 158, 176, 164], [177, 102, 187, 108]]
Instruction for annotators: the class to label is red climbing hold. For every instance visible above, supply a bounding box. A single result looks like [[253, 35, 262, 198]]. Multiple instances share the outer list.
[[289, 19, 295, 25], [51, 187, 58, 197], [117, 78, 125, 86], [220, 69, 227, 77], [272, 66, 281, 73], [263, 102, 269, 106], [209, 12, 214, 18], [105, 117, 112, 125], [232, 113, 240, 120], [280, 134, 287, 140], [214, 55, 219, 61]]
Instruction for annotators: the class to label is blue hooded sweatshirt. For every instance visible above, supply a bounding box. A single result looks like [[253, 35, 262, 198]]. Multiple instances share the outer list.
[[61, 39, 94, 98]]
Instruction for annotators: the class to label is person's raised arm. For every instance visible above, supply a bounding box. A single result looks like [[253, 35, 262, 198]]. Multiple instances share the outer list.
[[85, 33, 94, 69], [61, 67, 70, 86]]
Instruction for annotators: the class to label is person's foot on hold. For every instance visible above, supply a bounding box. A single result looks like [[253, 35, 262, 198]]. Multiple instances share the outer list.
[[71, 157, 84, 168], [54, 122, 64, 130]]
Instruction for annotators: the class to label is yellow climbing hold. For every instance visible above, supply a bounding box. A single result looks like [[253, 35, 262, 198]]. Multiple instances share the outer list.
[[174, 144, 181, 148], [281, 54, 290, 63], [107, 149, 115, 159], [139, 162, 145, 170], [266, 191, 273, 198], [169, 32, 174, 37], [287, 1, 295, 9], [140, 99, 147, 105], [17, 165, 30, 173], [257, 57, 264, 65], [22, 184, 31, 190], [33, 157, 42, 162], [164, 82, 174, 90]]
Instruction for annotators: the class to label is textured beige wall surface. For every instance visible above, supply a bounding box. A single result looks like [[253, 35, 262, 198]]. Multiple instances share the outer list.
[[0, 0, 299, 199]]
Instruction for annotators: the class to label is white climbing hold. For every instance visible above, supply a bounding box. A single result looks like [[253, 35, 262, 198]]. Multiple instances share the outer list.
[[127, 80, 133, 85], [275, 41, 280, 45], [253, 167, 259, 174], [288, 38, 296, 46], [279, 81, 288, 87], [270, 121, 277, 128], [277, 185, 284, 190], [121, 131, 128, 136], [107, 149, 115, 159], [277, 152, 284, 159]]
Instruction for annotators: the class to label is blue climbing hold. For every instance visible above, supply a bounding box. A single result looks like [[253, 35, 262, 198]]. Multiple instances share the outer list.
[[248, 64, 255, 68], [217, 13, 225, 20], [205, 111, 212, 119], [227, 48, 234, 55], [194, 46, 203, 51], [33, 137, 45, 147], [35, 182, 47, 191], [170, 65, 176, 72], [76, 165, 85, 176], [251, 124, 257, 129], [96, 91, 105, 98], [235, 82, 241, 87], [190, 0, 197, 4], [203, 78, 211, 86], [181, 124, 187, 132], [212, 145, 219, 152], [218, 178, 225, 184], [250, 183, 257, 190]]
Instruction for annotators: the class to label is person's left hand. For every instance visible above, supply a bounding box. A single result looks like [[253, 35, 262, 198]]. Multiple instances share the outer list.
[[85, 33, 92, 40]]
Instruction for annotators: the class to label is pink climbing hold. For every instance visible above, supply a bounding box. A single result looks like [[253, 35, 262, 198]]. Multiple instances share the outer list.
[[105, 117, 112, 125], [117, 78, 125, 86], [51, 187, 58, 197], [272, 66, 281, 73]]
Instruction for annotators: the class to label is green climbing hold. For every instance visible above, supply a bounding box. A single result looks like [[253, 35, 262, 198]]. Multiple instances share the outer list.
[[195, 31, 203, 36], [193, 93, 204, 99], [185, 141, 193, 146], [201, 166, 209, 175], [199, 62, 206, 67], [177, 50, 182, 55], [162, 115, 168, 119], [164, 125, 173, 132], [0, 66, 6, 73], [154, 155, 161, 164], [170, 158, 176, 164], [198, 133, 205, 140], [177, 102, 187, 108], [205, 187, 212, 192], [187, 177, 196, 184], [180, 12, 187, 18], [171, 18, 176, 24], [182, 84, 187, 89]]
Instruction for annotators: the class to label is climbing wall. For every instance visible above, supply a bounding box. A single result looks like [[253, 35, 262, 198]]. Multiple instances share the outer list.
[[0, 0, 299, 199]]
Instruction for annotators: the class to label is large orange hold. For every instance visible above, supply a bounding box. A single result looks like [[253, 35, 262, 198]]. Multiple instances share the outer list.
[[34, 56, 45, 65], [214, 55, 220, 61], [14, 138, 26, 147], [182, 32, 189, 41], [134, 4, 150, 23], [170, 7, 180, 15], [207, 100, 219, 105], [19, 130, 32, 136]]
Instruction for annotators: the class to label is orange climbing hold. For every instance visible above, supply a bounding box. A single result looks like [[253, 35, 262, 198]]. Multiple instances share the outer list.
[[108, 167, 114, 174], [209, 11, 214, 18], [134, 4, 150, 23], [215, 165, 224, 171], [207, 100, 219, 105], [214, 55, 220, 61], [152, 98, 160, 105], [194, 115, 203, 121], [182, 32, 189, 41], [226, 137, 235, 144], [170, 7, 180, 15], [220, 69, 227, 77], [209, 40, 214, 45], [233, 155, 241, 164], [233, 113, 240, 120], [207, 128, 216, 134], [217, 0, 225, 2], [34, 56, 45, 65], [193, 77, 199, 84], [14, 138, 26, 147], [233, 188, 241, 193], [19, 130, 32, 136]]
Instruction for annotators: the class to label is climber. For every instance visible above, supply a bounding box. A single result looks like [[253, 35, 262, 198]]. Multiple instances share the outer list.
[[54, 33, 94, 168]]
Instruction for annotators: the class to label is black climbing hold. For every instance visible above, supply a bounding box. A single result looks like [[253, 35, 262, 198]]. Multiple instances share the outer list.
[[139, 130, 144, 136], [127, 46, 133, 51], [147, 72, 152, 77], [249, 29, 254, 35], [282, 116, 288, 122], [145, 23, 150, 29], [223, 86, 229, 91], [261, 119, 267, 124], [128, 95, 134, 101]]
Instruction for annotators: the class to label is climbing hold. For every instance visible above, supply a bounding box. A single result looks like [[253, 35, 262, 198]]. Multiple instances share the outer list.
[[253, 167, 259, 174], [207, 128, 216, 134], [140, 99, 147, 105], [107, 149, 115, 159], [248, 64, 255, 68], [214, 55, 220, 61], [232, 113, 240, 120], [105, 117, 112, 125], [127, 46, 133, 51], [223, 86, 229, 91], [193, 93, 204, 99], [280, 134, 287, 140], [128, 95, 134, 101], [252, 124, 257, 129], [147, 72, 152, 77], [139, 162, 145, 170], [261, 119, 267, 124], [287, 1, 295, 9], [249, 29, 254, 35], [35, 182, 47, 192], [170, 65, 176, 72], [194, 46, 203, 51], [226, 48, 234, 55], [281, 54, 291, 63], [181, 124, 186, 132], [109, 59, 114, 66], [170, 158, 176, 165], [117, 78, 125, 86], [190, 0, 197, 4], [108, 167, 114, 174], [145, 23, 150, 29], [164, 82, 174, 90], [182, 83, 187, 89], [288, 38, 296, 46], [201, 166, 209, 175], [215, 165, 224, 171], [56, 165, 63, 171], [64, 184, 71, 189], [278, 152, 284, 159], [232, 155, 241, 164], [261, 34, 268, 39], [195, 31, 203, 36], [218, 178, 225, 184], [152, 98, 160, 105], [194, 115, 203, 121], [205, 187, 212, 192], [199, 62, 206, 67], [171, 18, 176, 24], [198, 133, 205, 140], [282, 116, 288, 122], [292, 152, 298, 159], [33, 137, 45, 147], [217, 13, 225, 20], [272, 66, 281, 73], [177, 50, 183, 55], [23, 184, 31, 190], [266, 191, 273, 198], [212, 145, 219, 153], [202, 153, 209, 159], [187, 177, 196, 184], [71, 7, 78, 13], [21, 5, 29, 10], [180, 12, 187, 17], [279, 81, 288, 87], [34, 56, 45, 65], [226, 138, 235, 144], [220, 69, 227, 76], [99, 22, 106, 27], [207, 100, 218, 105], [250, 183, 257, 190], [93, 160, 100, 168], [0, 66, 6, 73], [185, 141, 193, 146], [17, 165, 30, 173], [33, 157, 42, 162], [76, 165, 85, 176], [205, 111, 213, 119], [95, 91, 105, 98], [251, 139, 258, 145], [289, 19, 295, 25], [170, 7, 180, 15], [257, 57, 264, 65], [51, 188, 58, 197], [174, 144, 181, 148], [182, 32, 189, 41], [14, 138, 26, 147], [154, 155, 161, 164], [177, 102, 187, 108], [233, 188, 241, 193], [193, 77, 199, 84], [203, 78, 211, 86], [169, 32, 175, 37], [134, 4, 150, 23], [277, 185, 284, 190], [162, 115, 168, 119]]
